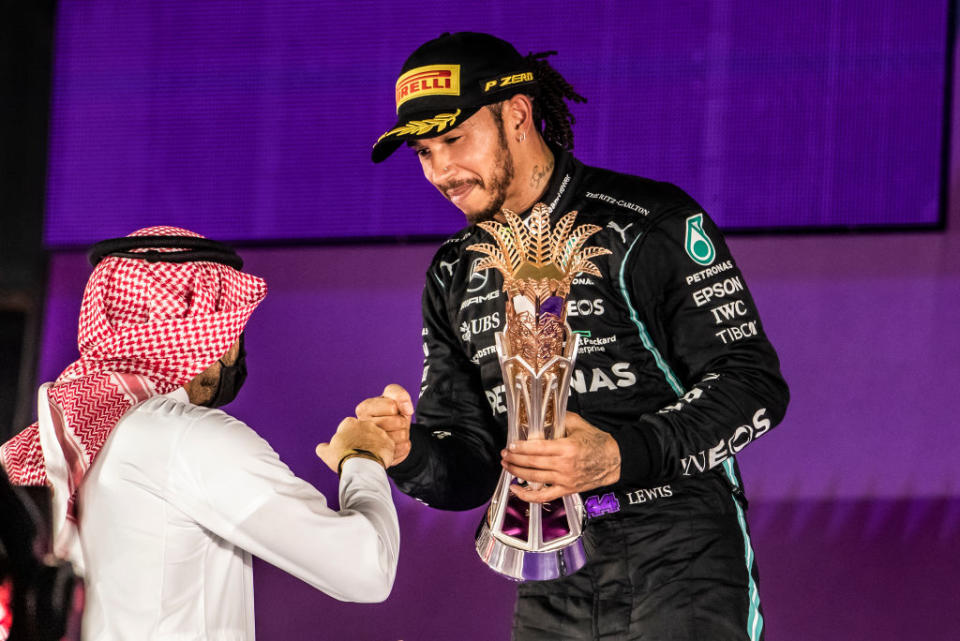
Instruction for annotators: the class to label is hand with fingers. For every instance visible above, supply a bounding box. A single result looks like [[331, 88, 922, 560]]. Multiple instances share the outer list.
[[500, 412, 621, 503], [354, 384, 415, 467], [315, 417, 396, 474]]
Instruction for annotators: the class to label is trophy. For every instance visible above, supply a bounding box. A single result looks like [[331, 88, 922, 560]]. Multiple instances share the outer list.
[[468, 203, 611, 581]]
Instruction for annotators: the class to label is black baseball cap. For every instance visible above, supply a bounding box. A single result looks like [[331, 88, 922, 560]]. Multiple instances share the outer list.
[[371, 32, 538, 163]]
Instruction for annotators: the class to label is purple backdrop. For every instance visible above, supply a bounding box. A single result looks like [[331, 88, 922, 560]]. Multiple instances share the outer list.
[[26, 1, 960, 639], [44, 0, 948, 246]]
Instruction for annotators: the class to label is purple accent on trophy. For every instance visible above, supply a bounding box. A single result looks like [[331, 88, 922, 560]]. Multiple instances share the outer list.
[[538, 296, 564, 319], [540, 499, 571, 542], [519, 542, 589, 582], [502, 495, 528, 538]]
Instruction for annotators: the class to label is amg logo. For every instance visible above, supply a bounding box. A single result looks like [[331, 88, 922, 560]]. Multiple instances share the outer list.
[[459, 290, 500, 311]]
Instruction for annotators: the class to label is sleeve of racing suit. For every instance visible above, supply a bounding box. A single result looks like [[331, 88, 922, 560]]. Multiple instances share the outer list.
[[386, 267, 504, 511], [614, 207, 789, 487]]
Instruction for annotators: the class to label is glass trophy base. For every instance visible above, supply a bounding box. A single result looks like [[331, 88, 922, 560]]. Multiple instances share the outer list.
[[475, 519, 587, 582]]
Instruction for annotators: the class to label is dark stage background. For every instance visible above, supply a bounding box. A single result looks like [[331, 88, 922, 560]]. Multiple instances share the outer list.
[[4, 1, 960, 640]]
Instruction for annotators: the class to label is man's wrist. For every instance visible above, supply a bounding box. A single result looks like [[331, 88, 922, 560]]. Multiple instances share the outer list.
[[602, 433, 622, 486], [386, 423, 426, 478], [609, 422, 663, 487], [336, 448, 385, 476]]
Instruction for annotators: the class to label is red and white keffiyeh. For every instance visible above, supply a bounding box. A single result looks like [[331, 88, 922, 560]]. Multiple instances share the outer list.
[[0, 226, 266, 557]]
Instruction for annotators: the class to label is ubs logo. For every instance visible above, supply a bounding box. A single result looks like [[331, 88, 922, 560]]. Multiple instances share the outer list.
[[459, 312, 500, 342]]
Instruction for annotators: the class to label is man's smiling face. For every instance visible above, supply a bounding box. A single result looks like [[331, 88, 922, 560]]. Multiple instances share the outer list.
[[409, 106, 516, 224]]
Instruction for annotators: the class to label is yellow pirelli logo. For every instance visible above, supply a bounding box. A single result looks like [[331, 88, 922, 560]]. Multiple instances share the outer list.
[[482, 71, 534, 93], [396, 64, 460, 110]]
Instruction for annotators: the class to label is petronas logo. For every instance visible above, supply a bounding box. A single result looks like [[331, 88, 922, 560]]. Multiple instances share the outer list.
[[684, 214, 715, 266]]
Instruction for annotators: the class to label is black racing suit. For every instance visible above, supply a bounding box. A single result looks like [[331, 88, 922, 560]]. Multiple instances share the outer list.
[[388, 148, 789, 641]]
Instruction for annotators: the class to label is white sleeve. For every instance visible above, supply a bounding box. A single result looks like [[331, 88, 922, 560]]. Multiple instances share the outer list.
[[167, 410, 399, 603]]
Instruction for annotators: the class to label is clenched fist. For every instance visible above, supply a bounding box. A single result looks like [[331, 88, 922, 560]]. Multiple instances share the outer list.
[[354, 384, 414, 466], [315, 416, 396, 473]]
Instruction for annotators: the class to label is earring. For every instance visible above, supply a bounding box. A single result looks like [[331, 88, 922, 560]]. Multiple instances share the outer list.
[[518, 132, 526, 143]]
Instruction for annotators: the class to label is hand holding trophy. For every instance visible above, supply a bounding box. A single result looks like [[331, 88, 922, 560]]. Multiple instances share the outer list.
[[468, 204, 611, 581]]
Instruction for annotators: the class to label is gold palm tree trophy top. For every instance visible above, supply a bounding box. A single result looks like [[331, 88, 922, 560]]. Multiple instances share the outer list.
[[467, 204, 611, 367]]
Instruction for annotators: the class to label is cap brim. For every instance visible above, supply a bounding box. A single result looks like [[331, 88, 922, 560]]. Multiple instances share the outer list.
[[371, 105, 482, 163]]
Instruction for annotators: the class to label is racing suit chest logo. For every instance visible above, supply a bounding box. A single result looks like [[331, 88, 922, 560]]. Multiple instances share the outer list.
[[685, 214, 715, 266]]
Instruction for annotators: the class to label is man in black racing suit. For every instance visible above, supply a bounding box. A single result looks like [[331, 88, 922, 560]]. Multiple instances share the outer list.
[[363, 32, 788, 641]]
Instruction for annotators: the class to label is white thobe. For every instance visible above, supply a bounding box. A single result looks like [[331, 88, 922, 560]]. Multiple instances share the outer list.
[[45, 388, 399, 641]]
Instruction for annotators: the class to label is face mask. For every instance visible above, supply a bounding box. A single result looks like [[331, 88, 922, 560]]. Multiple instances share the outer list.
[[207, 334, 247, 408]]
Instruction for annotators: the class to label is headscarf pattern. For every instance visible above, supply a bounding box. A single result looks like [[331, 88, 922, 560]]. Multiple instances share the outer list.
[[0, 227, 266, 551]]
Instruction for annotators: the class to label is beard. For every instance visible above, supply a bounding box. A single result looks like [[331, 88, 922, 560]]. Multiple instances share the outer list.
[[460, 123, 515, 225]]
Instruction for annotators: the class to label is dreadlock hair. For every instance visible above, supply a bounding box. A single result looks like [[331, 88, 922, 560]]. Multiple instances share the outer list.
[[525, 51, 587, 151]]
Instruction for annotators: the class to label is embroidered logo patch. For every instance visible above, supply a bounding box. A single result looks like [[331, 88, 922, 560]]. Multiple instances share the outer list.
[[376, 110, 461, 143], [584, 492, 621, 518], [684, 213, 715, 266], [482, 71, 535, 93], [395, 64, 460, 110]]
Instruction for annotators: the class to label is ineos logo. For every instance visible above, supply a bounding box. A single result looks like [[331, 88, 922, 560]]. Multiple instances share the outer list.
[[466, 257, 489, 293], [566, 299, 605, 317]]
